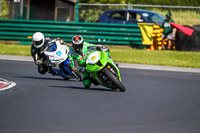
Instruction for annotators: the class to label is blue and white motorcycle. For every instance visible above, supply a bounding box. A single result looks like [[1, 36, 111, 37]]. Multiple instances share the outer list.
[[43, 39, 82, 81]]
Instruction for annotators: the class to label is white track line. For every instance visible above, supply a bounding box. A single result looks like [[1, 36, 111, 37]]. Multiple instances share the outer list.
[[0, 78, 16, 91]]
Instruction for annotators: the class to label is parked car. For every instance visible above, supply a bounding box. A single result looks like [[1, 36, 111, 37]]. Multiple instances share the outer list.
[[96, 9, 165, 25]]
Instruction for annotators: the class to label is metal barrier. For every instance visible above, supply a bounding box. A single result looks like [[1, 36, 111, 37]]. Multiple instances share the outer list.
[[0, 19, 142, 47]]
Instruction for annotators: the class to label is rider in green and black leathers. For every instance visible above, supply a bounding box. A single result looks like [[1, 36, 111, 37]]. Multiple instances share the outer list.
[[68, 35, 111, 88]]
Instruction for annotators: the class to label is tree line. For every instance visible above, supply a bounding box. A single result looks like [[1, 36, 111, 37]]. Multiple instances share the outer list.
[[80, 0, 200, 6]]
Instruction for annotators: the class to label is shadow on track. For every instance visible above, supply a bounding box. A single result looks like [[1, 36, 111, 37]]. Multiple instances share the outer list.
[[49, 85, 118, 92], [15, 76, 80, 82]]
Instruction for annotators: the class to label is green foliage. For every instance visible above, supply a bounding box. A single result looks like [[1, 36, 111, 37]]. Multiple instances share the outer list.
[[79, 0, 126, 20], [79, 4, 128, 22], [110, 48, 200, 68], [79, 2, 199, 24], [0, 0, 9, 19], [79, 0, 200, 24], [79, 7, 104, 22], [1, 43, 200, 68]]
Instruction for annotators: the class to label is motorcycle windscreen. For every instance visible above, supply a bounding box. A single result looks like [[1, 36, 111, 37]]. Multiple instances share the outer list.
[[46, 42, 57, 52]]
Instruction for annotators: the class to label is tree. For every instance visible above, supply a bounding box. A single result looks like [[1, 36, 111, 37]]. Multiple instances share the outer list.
[[0, 0, 9, 19]]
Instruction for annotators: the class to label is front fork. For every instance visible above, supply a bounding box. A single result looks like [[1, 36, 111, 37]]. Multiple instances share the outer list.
[[59, 60, 72, 75]]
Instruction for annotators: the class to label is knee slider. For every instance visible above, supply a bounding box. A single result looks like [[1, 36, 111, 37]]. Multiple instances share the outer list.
[[83, 77, 91, 88]]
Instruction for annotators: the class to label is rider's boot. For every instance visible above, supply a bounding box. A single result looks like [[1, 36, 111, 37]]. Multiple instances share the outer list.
[[83, 72, 91, 88], [48, 67, 56, 75]]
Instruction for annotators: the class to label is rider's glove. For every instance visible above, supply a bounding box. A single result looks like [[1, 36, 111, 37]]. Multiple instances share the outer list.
[[96, 46, 102, 51], [36, 59, 47, 66], [56, 38, 65, 45], [96, 46, 109, 52], [35, 60, 43, 65], [101, 46, 109, 52]]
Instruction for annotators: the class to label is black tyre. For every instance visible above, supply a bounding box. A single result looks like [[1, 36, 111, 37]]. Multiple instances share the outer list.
[[38, 65, 47, 75], [104, 69, 126, 92]]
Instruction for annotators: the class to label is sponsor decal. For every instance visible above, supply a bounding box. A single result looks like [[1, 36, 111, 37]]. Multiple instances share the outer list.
[[75, 36, 80, 41], [91, 56, 96, 60], [83, 53, 87, 58], [56, 51, 61, 56], [78, 57, 83, 61]]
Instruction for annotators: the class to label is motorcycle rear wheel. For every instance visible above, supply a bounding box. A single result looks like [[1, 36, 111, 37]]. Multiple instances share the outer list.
[[104, 69, 126, 92]]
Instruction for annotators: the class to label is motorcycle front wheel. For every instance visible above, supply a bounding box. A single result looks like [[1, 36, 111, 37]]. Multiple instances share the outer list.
[[104, 69, 126, 92]]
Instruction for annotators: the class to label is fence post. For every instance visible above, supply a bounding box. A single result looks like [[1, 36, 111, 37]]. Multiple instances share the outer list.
[[20, 0, 23, 19], [199, 7, 200, 24], [128, 3, 131, 9], [75, 0, 79, 22]]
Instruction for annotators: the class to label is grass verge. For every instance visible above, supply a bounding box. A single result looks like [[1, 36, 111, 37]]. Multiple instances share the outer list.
[[0, 44, 200, 68], [110, 48, 200, 68], [0, 44, 31, 56], [148, 8, 199, 25]]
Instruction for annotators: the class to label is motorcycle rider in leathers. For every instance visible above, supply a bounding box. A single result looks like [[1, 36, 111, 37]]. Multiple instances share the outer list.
[[31, 32, 68, 76], [31, 32, 54, 75], [68, 35, 111, 88]]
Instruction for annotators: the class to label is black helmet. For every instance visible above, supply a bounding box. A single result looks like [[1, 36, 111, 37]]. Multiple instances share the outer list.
[[72, 35, 84, 53]]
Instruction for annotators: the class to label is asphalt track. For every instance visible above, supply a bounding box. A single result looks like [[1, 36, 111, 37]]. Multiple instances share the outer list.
[[0, 59, 200, 133]]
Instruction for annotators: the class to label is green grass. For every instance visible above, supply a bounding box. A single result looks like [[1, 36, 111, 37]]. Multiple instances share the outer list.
[[0, 44, 31, 56], [110, 48, 200, 68], [1, 44, 200, 68], [150, 9, 199, 25]]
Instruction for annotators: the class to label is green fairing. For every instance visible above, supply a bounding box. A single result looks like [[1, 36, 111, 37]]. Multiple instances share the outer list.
[[107, 57, 121, 81], [68, 41, 124, 90], [85, 52, 107, 72], [85, 51, 122, 88]]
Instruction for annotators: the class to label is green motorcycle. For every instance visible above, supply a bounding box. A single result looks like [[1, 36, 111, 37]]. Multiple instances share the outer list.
[[85, 48, 126, 92]]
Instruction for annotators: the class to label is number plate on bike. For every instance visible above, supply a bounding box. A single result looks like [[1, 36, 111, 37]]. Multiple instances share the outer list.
[[91, 56, 96, 60]]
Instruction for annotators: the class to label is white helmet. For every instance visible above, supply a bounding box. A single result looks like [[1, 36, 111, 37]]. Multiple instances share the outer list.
[[32, 32, 45, 48]]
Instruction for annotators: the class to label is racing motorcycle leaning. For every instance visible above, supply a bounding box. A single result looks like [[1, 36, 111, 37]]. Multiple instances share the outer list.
[[43, 39, 82, 81], [84, 47, 126, 92]]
